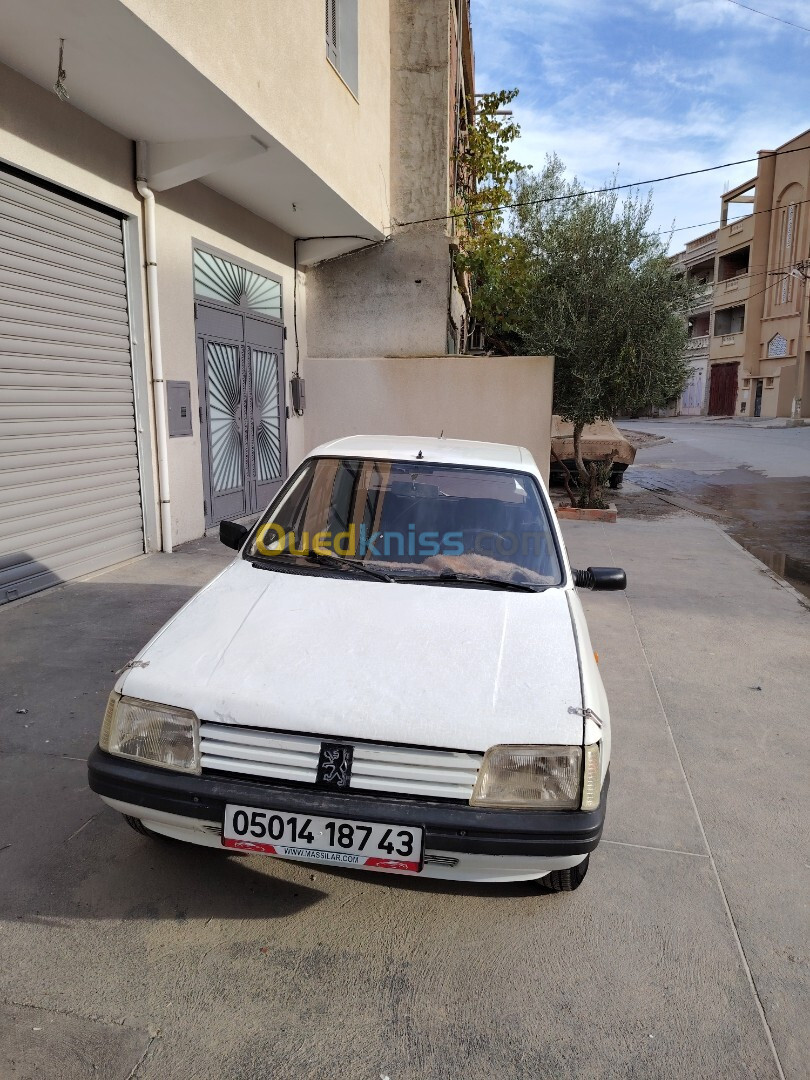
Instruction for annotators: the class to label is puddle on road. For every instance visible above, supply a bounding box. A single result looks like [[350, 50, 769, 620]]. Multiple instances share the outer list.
[[730, 538, 810, 598], [628, 467, 810, 600]]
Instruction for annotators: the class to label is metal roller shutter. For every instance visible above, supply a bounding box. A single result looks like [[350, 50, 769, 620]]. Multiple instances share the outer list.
[[0, 166, 145, 604]]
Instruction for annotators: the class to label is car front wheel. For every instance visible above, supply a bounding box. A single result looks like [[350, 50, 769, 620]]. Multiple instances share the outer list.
[[537, 855, 589, 892]]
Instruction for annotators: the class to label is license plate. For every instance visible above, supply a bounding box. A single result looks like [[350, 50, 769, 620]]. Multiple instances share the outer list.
[[222, 804, 423, 873]]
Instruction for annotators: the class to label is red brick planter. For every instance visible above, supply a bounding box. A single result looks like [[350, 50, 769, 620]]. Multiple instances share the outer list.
[[555, 503, 617, 523]]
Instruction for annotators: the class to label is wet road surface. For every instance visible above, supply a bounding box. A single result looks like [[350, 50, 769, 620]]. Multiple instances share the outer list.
[[617, 421, 810, 599]]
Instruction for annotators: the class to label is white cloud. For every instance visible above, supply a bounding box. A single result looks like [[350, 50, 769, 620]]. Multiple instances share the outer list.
[[471, 0, 810, 250], [647, 0, 810, 35]]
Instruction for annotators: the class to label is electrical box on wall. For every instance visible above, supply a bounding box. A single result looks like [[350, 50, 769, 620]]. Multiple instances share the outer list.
[[291, 374, 306, 415], [167, 381, 193, 437]]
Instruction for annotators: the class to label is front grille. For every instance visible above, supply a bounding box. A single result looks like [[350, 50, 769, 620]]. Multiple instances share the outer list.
[[199, 722, 482, 801]]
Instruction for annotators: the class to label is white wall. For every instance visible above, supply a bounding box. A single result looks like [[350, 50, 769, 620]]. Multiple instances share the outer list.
[[120, 0, 391, 234], [153, 184, 301, 544], [300, 355, 555, 481], [0, 61, 301, 548]]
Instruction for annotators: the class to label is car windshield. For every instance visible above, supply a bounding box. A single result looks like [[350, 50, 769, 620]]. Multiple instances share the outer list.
[[246, 457, 563, 588]]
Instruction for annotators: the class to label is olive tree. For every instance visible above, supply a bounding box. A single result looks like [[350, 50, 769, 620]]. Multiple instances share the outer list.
[[507, 156, 694, 506]]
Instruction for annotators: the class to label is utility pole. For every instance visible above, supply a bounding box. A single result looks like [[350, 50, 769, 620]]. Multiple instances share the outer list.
[[790, 260, 809, 425]]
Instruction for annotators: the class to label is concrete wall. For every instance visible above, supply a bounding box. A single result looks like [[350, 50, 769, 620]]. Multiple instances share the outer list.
[[119, 0, 391, 235], [776, 362, 797, 418], [301, 355, 555, 481], [305, 226, 453, 358], [306, 0, 460, 359], [389, 0, 451, 223]]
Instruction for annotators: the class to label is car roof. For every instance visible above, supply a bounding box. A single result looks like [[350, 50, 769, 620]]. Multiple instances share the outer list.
[[306, 434, 535, 471]]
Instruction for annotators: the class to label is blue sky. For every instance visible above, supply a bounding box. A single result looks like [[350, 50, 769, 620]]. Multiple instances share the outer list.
[[471, 0, 810, 252]]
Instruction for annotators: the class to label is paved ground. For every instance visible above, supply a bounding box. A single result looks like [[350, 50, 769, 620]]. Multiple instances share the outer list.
[[617, 419, 810, 599], [1, 518, 807, 1079], [620, 418, 810, 479]]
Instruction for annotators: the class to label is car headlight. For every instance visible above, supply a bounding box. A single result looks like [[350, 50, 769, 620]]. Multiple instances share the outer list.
[[470, 743, 601, 810], [100, 693, 200, 774]]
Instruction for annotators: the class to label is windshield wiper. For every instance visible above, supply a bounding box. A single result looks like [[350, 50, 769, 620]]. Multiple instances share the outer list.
[[301, 550, 396, 582], [404, 570, 539, 592]]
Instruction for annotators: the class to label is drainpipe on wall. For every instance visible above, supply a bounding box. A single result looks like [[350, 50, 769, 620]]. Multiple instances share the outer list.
[[135, 141, 173, 553]]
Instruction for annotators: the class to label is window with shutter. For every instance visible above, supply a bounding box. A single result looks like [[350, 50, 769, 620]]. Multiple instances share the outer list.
[[325, 0, 358, 98], [325, 0, 338, 65]]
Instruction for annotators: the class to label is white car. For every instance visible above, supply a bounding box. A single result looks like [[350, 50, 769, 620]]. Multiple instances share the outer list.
[[89, 436, 625, 890]]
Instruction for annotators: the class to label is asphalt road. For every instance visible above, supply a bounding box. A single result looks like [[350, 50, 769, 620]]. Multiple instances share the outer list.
[[620, 418, 810, 479], [1, 518, 807, 1079], [619, 419, 810, 598]]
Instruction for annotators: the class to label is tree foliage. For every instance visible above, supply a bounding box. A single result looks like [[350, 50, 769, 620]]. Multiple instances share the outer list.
[[485, 155, 696, 505], [452, 89, 526, 351]]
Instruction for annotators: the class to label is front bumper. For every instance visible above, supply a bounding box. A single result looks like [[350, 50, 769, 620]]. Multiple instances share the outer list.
[[88, 745, 609, 861]]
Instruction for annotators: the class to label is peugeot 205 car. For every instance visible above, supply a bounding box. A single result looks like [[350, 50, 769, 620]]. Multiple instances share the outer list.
[[88, 435, 625, 891]]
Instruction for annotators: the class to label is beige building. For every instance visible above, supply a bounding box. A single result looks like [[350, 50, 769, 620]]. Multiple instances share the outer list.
[[671, 230, 717, 415], [707, 128, 810, 418], [0, 0, 553, 603]]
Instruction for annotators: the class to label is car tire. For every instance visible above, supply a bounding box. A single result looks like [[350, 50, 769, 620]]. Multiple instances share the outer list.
[[123, 814, 173, 842], [537, 855, 589, 892]]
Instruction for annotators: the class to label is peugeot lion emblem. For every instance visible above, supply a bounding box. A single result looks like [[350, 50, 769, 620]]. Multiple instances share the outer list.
[[317, 742, 353, 789]]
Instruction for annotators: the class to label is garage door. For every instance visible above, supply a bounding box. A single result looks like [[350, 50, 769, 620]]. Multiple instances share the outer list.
[[0, 166, 145, 604]]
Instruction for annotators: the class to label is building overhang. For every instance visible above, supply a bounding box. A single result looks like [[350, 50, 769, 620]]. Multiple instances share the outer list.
[[0, 0, 385, 257]]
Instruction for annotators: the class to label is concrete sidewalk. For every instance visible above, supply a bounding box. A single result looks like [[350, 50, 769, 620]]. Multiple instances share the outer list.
[[566, 513, 808, 1080], [0, 514, 807, 1079]]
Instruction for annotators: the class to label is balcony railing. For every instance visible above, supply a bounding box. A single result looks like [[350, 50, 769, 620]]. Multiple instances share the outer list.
[[715, 273, 750, 301], [689, 284, 713, 312], [709, 331, 744, 359], [717, 215, 754, 252], [686, 335, 709, 351]]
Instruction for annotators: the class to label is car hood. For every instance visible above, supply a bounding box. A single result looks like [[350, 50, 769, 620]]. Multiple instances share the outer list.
[[120, 559, 584, 752]]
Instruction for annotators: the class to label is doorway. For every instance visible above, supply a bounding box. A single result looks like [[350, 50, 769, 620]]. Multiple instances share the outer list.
[[196, 301, 286, 527], [753, 378, 764, 417], [194, 248, 286, 527], [708, 362, 739, 416]]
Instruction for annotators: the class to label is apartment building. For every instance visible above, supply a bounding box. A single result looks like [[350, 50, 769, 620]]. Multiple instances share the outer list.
[[671, 230, 717, 415], [707, 128, 810, 418], [0, 0, 553, 603]]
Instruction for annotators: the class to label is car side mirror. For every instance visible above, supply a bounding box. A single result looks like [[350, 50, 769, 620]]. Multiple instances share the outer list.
[[220, 520, 249, 551], [573, 566, 627, 591]]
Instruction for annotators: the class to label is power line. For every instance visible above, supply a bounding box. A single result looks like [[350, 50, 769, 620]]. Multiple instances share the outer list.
[[707, 261, 808, 313], [666, 194, 810, 250], [393, 142, 810, 230], [721, 0, 810, 34], [703, 260, 799, 291]]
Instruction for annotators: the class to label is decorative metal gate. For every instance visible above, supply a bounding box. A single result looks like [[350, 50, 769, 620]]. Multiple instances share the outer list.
[[194, 250, 286, 525]]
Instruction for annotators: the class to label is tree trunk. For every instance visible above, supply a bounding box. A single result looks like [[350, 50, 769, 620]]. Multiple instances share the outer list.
[[585, 462, 605, 508], [572, 423, 607, 509], [572, 423, 589, 488], [551, 447, 578, 507]]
